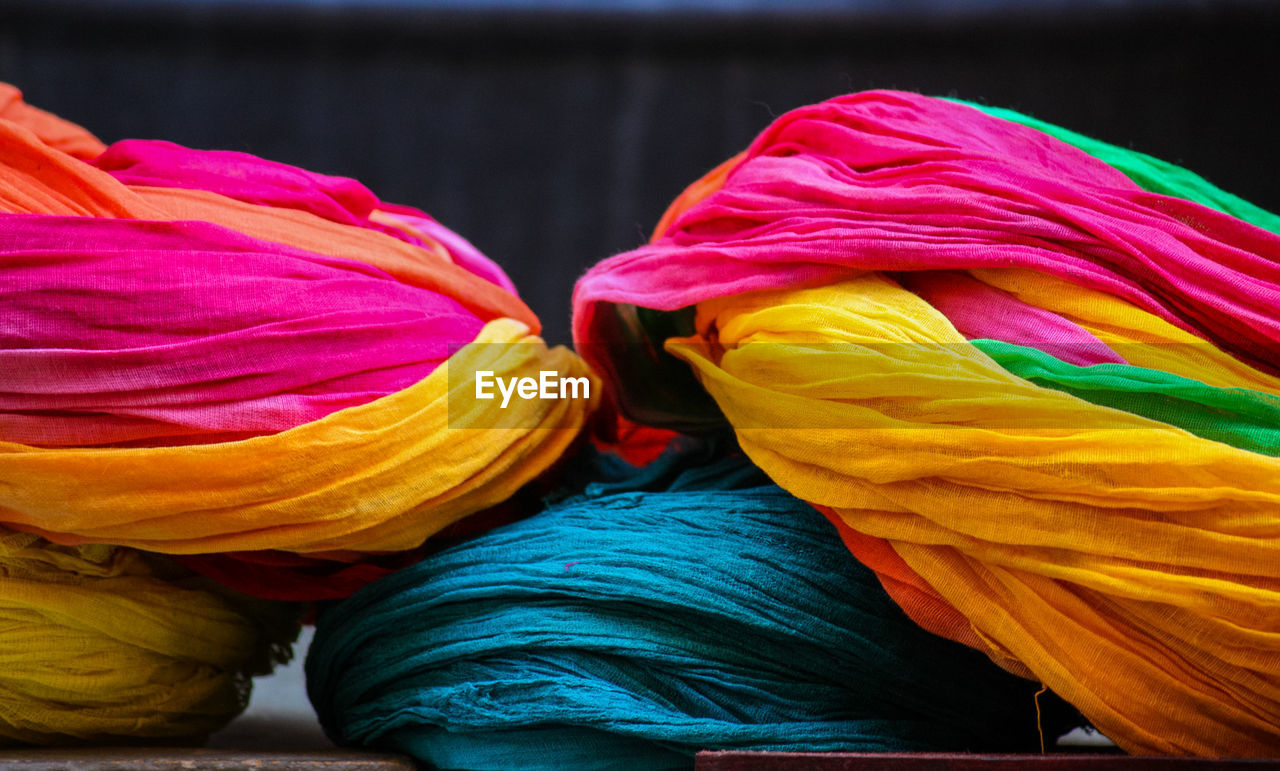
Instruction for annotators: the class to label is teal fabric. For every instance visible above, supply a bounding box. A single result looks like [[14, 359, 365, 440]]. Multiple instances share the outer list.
[[974, 339, 1280, 457], [306, 446, 1079, 770]]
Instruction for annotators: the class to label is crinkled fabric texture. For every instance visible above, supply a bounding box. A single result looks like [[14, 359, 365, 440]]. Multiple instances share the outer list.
[[572, 91, 1280, 756], [175, 459, 575, 602], [0, 88, 596, 599], [0, 529, 298, 745], [0, 111, 536, 447], [307, 447, 1079, 770]]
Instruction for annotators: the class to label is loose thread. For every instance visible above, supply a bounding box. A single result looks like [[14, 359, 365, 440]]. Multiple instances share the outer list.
[[1034, 683, 1049, 754]]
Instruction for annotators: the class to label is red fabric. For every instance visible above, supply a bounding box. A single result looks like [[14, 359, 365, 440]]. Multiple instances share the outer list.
[[592, 415, 681, 466]]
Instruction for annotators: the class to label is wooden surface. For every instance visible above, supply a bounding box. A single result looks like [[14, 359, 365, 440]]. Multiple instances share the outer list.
[[2, 748, 1278, 769], [0, 748, 415, 770], [697, 752, 1280, 770]]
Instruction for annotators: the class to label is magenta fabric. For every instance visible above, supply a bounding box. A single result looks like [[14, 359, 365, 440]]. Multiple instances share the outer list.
[[895, 271, 1125, 367], [573, 91, 1280, 374], [0, 214, 483, 446], [90, 139, 441, 248], [94, 140, 378, 225]]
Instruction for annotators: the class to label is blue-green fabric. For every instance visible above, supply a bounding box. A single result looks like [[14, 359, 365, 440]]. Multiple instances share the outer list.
[[306, 447, 1078, 770]]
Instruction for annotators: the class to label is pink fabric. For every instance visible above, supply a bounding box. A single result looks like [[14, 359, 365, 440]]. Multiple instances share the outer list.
[[895, 271, 1125, 366], [573, 91, 1280, 374], [0, 214, 482, 446]]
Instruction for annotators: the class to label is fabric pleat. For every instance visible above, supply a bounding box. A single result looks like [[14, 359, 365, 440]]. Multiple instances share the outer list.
[[1, 214, 483, 446]]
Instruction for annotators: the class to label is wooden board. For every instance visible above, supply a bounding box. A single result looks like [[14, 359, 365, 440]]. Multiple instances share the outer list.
[[0, 748, 414, 770], [697, 752, 1280, 770]]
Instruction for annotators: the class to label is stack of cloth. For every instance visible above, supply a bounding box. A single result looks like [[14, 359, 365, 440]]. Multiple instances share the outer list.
[[7, 78, 1277, 760], [0, 82, 596, 743], [573, 91, 1280, 756]]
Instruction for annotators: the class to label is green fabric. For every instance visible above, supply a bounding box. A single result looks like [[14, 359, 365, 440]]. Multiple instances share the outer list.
[[974, 338, 1280, 456]]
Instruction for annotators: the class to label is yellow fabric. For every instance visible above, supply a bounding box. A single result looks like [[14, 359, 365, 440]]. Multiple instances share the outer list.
[[0, 530, 297, 744], [0, 319, 598, 555], [667, 274, 1280, 756]]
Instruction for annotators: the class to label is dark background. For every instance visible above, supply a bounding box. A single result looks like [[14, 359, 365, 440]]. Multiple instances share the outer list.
[[2, 0, 1277, 344]]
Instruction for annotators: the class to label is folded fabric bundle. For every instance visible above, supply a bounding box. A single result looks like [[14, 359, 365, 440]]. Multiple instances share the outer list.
[[0, 529, 298, 745], [573, 91, 1280, 755], [0, 85, 597, 598], [307, 446, 1079, 770]]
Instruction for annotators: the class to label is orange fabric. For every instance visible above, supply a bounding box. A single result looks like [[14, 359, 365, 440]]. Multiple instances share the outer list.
[[368, 208, 457, 263], [817, 506, 1032, 679], [0, 120, 141, 218], [0, 83, 105, 160]]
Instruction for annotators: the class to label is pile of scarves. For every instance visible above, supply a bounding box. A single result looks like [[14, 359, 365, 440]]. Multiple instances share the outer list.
[[574, 90, 1280, 757], [4, 79, 1278, 760], [307, 445, 1081, 769], [0, 82, 596, 742]]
